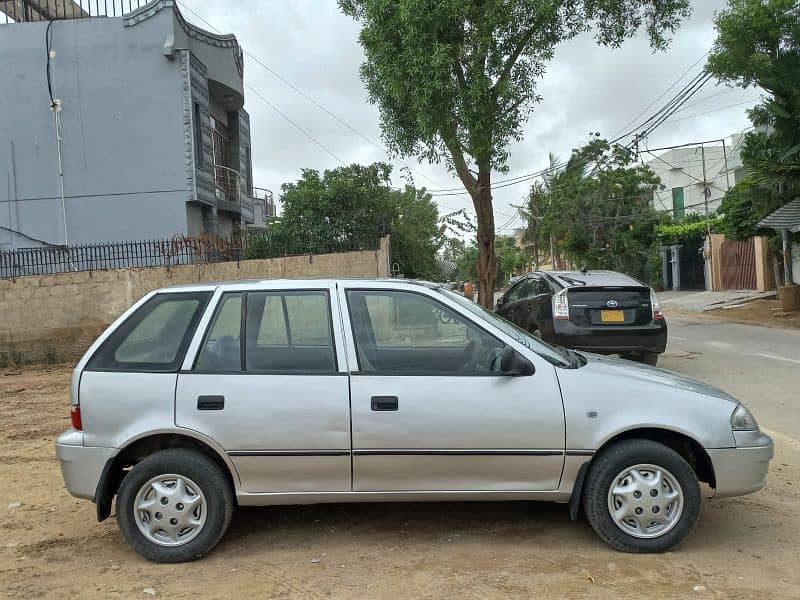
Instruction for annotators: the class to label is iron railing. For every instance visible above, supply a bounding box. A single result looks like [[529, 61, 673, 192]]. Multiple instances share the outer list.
[[214, 164, 240, 206], [2, 0, 148, 23], [0, 234, 382, 279]]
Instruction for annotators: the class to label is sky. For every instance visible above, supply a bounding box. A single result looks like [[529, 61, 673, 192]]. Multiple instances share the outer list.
[[177, 0, 761, 234]]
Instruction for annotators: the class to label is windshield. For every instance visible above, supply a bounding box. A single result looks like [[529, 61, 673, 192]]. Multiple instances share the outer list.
[[438, 288, 572, 367]]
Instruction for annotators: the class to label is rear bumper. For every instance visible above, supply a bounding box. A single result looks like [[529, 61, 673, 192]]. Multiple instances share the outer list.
[[550, 319, 667, 354], [55, 430, 117, 501], [707, 432, 773, 498]]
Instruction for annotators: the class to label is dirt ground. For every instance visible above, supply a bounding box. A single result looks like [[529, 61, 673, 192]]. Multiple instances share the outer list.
[[2, 367, 799, 599], [704, 298, 800, 330]]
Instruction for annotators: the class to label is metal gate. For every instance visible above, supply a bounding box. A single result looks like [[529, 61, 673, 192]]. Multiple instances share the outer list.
[[720, 238, 757, 290]]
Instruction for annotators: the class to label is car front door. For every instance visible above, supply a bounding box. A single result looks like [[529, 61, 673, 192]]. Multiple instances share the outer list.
[[514, 275, 553, 335], [497, 280, 529, 322], [342, 285, 566, 492], [175, 284, 351, 494]]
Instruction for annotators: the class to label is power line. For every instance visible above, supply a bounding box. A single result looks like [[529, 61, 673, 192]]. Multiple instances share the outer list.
[[611, 50, 710, 139], [431, 61, 715, 196], [245, 84, 348, 166], [659, 99, 761, 125]]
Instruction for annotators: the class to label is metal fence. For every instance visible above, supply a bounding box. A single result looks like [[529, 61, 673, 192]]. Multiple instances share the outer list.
[[0, 235, 382, 279], [2, 0, 148, 23]]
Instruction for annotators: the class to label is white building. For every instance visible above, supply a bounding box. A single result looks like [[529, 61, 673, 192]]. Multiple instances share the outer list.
[[645, 132, 749, 219]]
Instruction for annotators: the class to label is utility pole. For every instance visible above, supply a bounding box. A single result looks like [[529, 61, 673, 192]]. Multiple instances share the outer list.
[[700, 143, 714, 291]]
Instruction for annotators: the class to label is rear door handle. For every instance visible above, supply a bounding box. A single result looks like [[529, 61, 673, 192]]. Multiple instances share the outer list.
[[371, 395, 398, 411], [197, 395, 225, 410]]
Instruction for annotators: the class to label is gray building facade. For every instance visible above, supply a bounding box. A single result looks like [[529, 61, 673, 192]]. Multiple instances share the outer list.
[[1, 0, 254, 249]]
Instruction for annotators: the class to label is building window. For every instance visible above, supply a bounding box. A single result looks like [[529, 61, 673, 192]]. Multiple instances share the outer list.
[[672, 187, 685, 219], [245, 146, 253, 196], [193, 102, 204, 169]]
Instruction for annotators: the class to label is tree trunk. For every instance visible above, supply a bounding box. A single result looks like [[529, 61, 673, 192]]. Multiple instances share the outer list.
[[473, 167, 496, 308]]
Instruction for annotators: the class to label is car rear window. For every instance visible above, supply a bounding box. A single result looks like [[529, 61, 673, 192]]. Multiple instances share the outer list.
[[193, 290, 337, 373], [87, 292, 211, 372]]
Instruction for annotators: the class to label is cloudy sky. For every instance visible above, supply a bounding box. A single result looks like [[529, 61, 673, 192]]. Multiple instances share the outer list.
[[178, 0, 761, 233]]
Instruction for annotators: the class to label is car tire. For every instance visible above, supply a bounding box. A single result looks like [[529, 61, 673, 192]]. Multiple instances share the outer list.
[[582, 439, 702, 553], [116, 449, 234, 563], [621, 351, 659, 366]]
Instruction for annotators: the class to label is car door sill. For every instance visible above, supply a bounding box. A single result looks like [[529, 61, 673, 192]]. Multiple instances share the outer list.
[[236, 490, 570, 506]]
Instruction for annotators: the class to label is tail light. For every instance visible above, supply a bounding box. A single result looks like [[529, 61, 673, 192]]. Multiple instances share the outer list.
[[70, 405, 82, 431], [651, 290, 664, 320], [553, 289, 569, 319]]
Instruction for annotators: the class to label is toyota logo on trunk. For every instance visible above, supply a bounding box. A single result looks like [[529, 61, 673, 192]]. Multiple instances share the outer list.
[[606, 300, 618, 308]]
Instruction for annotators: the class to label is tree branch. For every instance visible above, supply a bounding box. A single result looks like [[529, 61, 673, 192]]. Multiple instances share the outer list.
[[442, 127, 477, 197], [491, 26, 538, 95]]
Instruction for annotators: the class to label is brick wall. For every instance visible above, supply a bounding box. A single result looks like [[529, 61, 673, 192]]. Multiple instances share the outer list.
[[0, 238, 390, 366]]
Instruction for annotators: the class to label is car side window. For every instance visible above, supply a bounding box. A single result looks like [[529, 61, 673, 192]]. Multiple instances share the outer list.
[[506, 281, 527, 302], [195, 293, 242, 372], [245, 291, 336, 373], [88, 292, 211, 372], [347, 290, 504, 375]]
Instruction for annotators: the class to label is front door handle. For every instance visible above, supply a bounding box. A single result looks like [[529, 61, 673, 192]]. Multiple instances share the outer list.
[[197, 395, 225, 410], [371, 395, 398, 411]]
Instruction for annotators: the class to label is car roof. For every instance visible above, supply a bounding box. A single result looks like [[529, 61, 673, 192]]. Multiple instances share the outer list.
[[157, 278, 443, 293], [539, 270, 645, 288]]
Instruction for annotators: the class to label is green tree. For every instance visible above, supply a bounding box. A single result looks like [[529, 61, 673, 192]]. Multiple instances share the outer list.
[[339, 0, 690, 307], [707, 0, 800, 195], [494, 235, 528, 284], [526, 137, 664, 282], [263, 163, 441, 279]]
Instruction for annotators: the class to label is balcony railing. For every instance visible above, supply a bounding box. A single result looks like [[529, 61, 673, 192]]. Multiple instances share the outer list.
[[214, 164, 240, 207], [252, 187, 276, 217], [2, 0, 148, 23]]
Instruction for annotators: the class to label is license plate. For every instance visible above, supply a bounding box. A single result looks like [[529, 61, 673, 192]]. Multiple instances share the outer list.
[[600, 309, 625, 322]]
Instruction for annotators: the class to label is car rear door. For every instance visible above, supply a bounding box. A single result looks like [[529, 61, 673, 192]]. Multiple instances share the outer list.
[[174, 282, 351, 494], [341, 283, 566, 493]]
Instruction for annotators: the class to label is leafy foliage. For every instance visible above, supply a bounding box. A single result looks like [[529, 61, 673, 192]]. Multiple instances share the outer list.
[[707, 0, 800, 197], [522, 137, 665, 283], [252, 163, 442, 280], [452, 236, 527, 285], [656, 214, 722, 239], [717, 178, 778, 241], [339, 0, 691, 305]]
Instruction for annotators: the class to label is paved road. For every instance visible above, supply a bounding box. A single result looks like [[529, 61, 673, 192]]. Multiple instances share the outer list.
[[661, 312, 800, 443]]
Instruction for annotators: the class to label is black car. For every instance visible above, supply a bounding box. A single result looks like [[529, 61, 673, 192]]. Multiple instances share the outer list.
[[495, 270, 667, 365]]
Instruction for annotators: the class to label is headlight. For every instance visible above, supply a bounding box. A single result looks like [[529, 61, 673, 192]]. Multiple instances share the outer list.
[[730, 404, 758, 431]]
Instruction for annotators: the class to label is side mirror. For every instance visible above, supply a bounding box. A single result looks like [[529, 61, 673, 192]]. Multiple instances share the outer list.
[[495, 297, 505, 309], [500, 346, 535, 376]]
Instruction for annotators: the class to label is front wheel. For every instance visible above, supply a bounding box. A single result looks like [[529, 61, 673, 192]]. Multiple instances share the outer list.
[[582, 439, 701, 553], [116, 449, 234, 563]]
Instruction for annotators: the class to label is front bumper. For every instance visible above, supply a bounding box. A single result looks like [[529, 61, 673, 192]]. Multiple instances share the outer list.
[[550, 319, 668, 354], [707, 431, 773, 498], [55, 430, 117, 501]]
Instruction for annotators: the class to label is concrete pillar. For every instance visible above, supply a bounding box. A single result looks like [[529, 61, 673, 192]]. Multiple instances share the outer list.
[[753, 235, 774, 292], [708, 233, 726, 292], [670, 244, 682, 292], [782, 229, 794, 286], [659, 246, 669, 290]]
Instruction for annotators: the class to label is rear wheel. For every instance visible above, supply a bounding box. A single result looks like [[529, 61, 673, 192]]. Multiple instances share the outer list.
[[116, 449, 234, 563], [582, 439, 701, 553], [621, 351, 659, 366]]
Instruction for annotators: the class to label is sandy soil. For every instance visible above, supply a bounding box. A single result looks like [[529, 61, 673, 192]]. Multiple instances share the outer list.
[[704, 298, 800, 330], [1, 366, 799, 599]]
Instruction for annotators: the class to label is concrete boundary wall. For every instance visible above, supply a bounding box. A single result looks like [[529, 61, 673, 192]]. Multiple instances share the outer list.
[[0, 238, 390, 366]]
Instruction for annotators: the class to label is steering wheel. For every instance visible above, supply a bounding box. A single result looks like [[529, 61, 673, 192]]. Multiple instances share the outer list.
[[459, 340, 483, 373]]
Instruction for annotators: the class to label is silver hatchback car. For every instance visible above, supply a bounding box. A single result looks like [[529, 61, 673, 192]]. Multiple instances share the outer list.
[[56, 278, 772, 562]]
